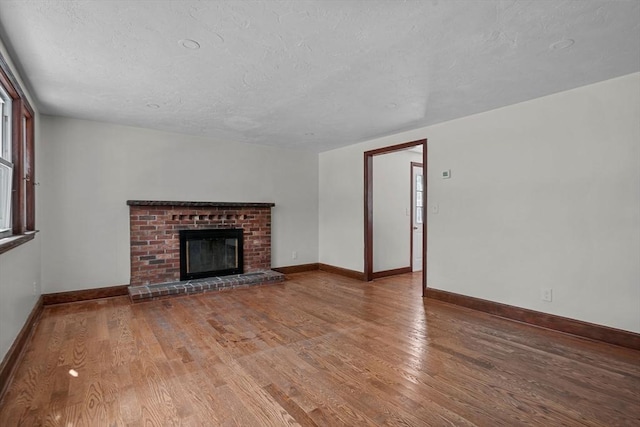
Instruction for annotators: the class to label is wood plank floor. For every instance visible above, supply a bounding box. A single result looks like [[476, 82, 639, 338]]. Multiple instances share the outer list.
[[1, 271, 638, 426]]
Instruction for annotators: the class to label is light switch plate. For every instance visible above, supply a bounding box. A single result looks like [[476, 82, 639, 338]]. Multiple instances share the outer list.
[[442, 169, 451, 179]]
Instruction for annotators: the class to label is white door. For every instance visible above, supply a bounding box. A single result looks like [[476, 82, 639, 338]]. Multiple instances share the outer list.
[[412, 165, 424, 272]]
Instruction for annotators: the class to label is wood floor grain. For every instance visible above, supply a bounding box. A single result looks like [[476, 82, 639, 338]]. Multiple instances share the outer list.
[[1, 271, 638, 426]]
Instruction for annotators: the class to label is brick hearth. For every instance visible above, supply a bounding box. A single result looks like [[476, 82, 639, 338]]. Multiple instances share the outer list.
[[127, 201, 275, 286], [127, 270, 284, 302]]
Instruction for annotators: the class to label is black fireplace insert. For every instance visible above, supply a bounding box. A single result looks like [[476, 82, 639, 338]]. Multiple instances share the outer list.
[[179, 228, 243, 280]]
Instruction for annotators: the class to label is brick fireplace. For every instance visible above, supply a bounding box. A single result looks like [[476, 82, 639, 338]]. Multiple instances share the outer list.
[[127, 200, 275, 286]]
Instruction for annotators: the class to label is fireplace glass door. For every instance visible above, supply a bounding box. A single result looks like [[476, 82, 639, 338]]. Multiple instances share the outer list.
[[179, 229, 243, 280]]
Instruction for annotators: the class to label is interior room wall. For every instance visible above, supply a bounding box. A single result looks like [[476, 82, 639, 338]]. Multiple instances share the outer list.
[[39, 116, 319, 293], [373, 149, 422, 272], [0, 38, 42, 364], [319, 72, 640, 333], [0, 236, 41, 362]]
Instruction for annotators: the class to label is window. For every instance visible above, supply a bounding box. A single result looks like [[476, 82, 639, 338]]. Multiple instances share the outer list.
[[0, 51, 35, 243], [0, 83, 13, 237], [415, 174, 424, 224]]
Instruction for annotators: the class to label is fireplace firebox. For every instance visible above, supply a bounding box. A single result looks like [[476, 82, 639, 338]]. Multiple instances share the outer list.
[[179, 229, 243, 280]]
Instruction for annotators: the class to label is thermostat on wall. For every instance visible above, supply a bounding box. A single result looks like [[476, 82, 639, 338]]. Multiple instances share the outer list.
[[442, 169, 451, 179]]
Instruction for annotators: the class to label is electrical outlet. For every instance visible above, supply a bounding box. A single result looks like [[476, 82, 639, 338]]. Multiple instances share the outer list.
[[32, 281, 38, 296], [292, 251, 298, 260], [541, 288, 553, 302]]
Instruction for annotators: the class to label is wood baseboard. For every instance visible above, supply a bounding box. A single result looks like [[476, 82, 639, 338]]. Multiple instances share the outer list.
[[318, 263, 365, 281], [371, 266, 412, 280], [43, 285, 129, 305], [274, 264, 411, 281], [272, 263, 320, 275], [426, 288, 640, 351], [273, 263, 366, 281], [0, 295, 43, 402]]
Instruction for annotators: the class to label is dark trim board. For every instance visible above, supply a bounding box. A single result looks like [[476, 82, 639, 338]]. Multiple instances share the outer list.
[[0, 50, 34, 108], [273, 263, 320, 275], [274, 263, 366, 281], [0, 296, 43, 403], [426, 288, 640, 351], [42, 285, 129, 305], [318, 263, 366, 281], [371, 266, 412, 280], [363, 139, 427, 294], [0, 231, 37, 256]]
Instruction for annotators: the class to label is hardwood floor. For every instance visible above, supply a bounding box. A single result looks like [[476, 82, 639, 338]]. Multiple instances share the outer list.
[[1, 271, 638, 426]]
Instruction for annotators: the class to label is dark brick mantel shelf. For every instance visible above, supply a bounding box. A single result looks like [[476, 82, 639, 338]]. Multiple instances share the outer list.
[[127, 200, 275, 208]]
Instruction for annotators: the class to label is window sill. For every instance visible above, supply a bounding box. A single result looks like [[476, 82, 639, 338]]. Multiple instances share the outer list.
[[0, 231, 38, 256]]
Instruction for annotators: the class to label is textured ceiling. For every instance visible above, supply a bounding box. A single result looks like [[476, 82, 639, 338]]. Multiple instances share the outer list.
[[0, 0, 638, 152]]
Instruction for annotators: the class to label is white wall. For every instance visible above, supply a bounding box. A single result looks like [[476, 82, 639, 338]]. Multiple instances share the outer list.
[[39, 116, 318, 293], [0, 236, 41, 359], [320, 72, 640, 333], [0, 38, 42, 363], [373, 150, 421, 272]]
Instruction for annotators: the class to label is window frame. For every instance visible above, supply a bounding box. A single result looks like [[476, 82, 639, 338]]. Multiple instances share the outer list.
[[0, 69, 14, 239], [0, 50, 36, 248], [0, 159, 12, 235]]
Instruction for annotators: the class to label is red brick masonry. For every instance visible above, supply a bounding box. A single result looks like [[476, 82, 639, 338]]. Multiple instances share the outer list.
[[127, 201, 275, 286]]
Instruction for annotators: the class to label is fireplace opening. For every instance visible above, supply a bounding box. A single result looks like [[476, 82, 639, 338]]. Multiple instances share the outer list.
[[179, 229, 244, 280]]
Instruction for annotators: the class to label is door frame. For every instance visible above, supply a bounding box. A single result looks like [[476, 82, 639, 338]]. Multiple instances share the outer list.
[[364, 139, 427, 296], [410, 161, 423, 272]]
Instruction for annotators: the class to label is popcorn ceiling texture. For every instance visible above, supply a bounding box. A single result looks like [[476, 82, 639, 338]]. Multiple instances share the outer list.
[[0, 1, 638, 152]]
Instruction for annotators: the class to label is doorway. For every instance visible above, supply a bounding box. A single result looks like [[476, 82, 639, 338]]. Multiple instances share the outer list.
[[364, 139, 427, 296]]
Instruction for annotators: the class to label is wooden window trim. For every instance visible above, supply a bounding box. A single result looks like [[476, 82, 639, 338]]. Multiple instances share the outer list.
[[11, 97, 25, 234], [0, 50, 36, 252], [0, 231, 36, 255], [24, 106, 35, 231]]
